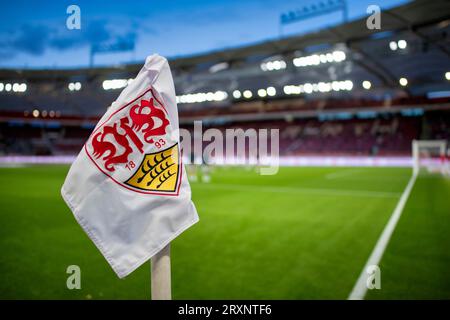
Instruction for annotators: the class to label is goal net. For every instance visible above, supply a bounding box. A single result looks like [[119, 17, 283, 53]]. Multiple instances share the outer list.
[[412, 140, 449, 176]]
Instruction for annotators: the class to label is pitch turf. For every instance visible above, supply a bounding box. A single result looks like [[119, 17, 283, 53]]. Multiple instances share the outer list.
[[0, 165, 449, 299]]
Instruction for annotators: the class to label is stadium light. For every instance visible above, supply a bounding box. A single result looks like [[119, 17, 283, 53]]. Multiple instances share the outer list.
[[266, 86, 276, 96], [283, 85, 292, 95], [362, 81, 372, 90], [280, 0, 348, 33], [389, 41, 398, 51], [284, 80, 353, 95], [304, 83, 313, 94], [243, 90, 253, 99], [332, 51, 346, 62], [214, 91, 227, 101], [391, 40, 407, 51], [32, 109, 40, 118], [49, 110, 55, 118], [399, 77, 408, 87], [176, 91, 228, 104], [102, 79, 128, 90], [445, 72, 450, 81], [232, 90, 242, 99], [283, 85, 303, 95], [344, 80, 353, 90], [42, 110, 48, 118], [1, 82, 26, 93], [318, 82, 331, 93], [398, 40, 407, 49], [209, 62, 229, 73], [69, 82, 82, 91], [261, 60, 287, 72], [293, 50, 346, 68], [257, 89, 267, 97]]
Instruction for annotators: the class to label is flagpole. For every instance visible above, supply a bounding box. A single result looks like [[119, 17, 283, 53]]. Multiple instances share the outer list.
[[151, 243, 172, 300]]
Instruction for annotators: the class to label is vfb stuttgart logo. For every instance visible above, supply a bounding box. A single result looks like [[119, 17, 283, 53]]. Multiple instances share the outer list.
[[84, 87, 181, 196]]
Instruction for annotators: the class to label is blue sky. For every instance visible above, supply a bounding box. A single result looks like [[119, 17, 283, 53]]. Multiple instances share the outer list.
[[0, 0, 408, 69]]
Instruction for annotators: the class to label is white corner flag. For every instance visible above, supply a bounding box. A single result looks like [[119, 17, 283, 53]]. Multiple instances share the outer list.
[[61, 54, 199, 278]]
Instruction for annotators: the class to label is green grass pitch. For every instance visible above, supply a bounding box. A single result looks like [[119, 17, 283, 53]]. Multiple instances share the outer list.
[[0, 165, 449, 299]]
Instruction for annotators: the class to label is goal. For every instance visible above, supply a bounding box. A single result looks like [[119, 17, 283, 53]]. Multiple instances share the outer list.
[[412, 140, 448, 176]]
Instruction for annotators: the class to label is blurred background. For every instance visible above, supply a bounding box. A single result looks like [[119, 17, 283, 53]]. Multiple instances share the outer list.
[[0, 0, 449, 299]]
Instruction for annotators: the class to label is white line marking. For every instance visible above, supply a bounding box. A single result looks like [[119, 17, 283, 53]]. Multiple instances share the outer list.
[[347, 173, 418, 300], [194, 183, 401, 198]]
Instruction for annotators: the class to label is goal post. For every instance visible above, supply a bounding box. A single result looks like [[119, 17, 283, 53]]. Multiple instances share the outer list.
[[412, 140, 448, 176]]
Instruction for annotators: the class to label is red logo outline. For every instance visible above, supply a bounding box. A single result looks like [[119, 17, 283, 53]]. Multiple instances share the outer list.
[[83, 87, 183, 196]]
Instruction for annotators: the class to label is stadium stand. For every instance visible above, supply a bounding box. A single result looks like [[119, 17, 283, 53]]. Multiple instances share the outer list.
[[1, 110, 448, 157], [0, 0, 449, 158]]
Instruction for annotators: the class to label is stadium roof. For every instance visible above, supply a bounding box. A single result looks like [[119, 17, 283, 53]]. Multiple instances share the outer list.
[[0, 0, 449, 116], [171, 0, 450, 64]]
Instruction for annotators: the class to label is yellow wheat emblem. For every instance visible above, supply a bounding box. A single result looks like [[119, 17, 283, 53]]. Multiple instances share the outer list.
[[125, 143, 179, 192]]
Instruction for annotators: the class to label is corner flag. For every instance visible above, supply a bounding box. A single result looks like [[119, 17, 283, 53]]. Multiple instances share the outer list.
[[61, 54, 199, 278]]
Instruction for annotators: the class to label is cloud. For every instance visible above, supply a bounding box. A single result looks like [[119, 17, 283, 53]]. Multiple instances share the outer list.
[[9, 24, 51, 55], [0, 19, 139, 60]]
